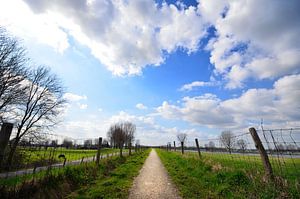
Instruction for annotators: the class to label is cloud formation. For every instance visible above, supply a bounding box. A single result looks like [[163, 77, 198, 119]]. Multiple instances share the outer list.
[[179, 80, 218, 91], [199, 0, 300, 88], [64, 93, 87, 102], [1, 0, 207, 76], [157, 74, 300, 129], [1, 0, 299, 83], [136, 103, 148, 110]]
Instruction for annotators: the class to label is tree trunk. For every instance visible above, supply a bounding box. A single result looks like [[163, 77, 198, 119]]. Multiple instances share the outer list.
[[181, 141, 184, 154], [129, 142, 132, 155], [120, 145, 123, 157], [7, 137, 20, 170], [0, 123, 13, 169]]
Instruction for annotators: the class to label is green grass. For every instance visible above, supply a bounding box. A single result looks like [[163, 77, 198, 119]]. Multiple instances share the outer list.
[[68, 149, 150, 199], [0, 149, 150, 199], [0, 148, 125, 186], [157, 150, 300, 199], [3, 147, 122, 171], [196, 151, 300, 183], [20, 147, 121, 164]]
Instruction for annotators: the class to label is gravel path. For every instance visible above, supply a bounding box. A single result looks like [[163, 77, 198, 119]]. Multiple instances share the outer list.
[[129, 149, 181, 199]]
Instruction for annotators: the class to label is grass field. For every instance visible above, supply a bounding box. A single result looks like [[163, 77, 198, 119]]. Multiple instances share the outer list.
[[157, 150, 300, 199], [20, 147, 121, 163], [4, 147, 123, 171], [0, 149, 150, 199]]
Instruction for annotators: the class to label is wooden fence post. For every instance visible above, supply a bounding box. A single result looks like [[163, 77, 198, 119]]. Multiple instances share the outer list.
[[0, 123, 13, 169], [173, 141, 176, 151], [63, 158, 67, 167], [195, 138, 201, 158], [96, 137, 102, 166], [249, 127, 274, 180], [129, 142, 132, 155]]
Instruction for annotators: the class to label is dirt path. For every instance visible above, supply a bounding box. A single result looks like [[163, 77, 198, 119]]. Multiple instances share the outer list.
[[129, 149, 181, 199]]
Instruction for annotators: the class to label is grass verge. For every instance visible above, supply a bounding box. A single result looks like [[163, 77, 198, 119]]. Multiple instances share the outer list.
[[0, 149, 150, 199], [68, 149, 150, 199], [157, 149, 300, 199]]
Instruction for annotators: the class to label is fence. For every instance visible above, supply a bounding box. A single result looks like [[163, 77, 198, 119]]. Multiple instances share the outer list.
[[0, 123, 138, 180], [164, 127, 300, 190]]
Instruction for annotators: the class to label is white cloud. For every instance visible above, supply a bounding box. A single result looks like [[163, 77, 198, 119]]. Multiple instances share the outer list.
[[63, 93, 87, 102], [199, 0, 300, 88], [2, 0, 299, 81], [179, 80, 218, 91], [157, 74, 300, 129], [56, 110, 205, 145], [78, 103, 88, 110], [0, 0, 69, 53], [63, 93, 88, 110], [136, 103, 148, 110], [1, 0, 207, 76]]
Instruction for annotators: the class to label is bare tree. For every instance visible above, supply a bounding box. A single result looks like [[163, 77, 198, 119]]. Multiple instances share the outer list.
[[237, 139, 247, 153], [84, 139, 93, 148], [51, 140, 58, 147], [205, 141, 216, 151], [62, 139, 73, 149], [219, 131, 235, 154], [123, 122, 136, 155], [107, 123, 126, 157], [0, 28, 27, 121], [177, 133, 187, 154], [208, 141, 215, 148], [7, 66, 66, 168]]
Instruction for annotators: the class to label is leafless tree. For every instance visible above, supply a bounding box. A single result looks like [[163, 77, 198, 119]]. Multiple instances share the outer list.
[[0, 28, 27, 121], [62, 139, 73, 149], [237, 139, 247, 153], [107, 123, 126, 157], [102, 139, 109, 147], [177, 133, 187, 154], [219, 131, 235, 154], [51, 140, 58, 147], [107, 121, 136, 156], [205, 141, 216, 151], [208, 141, 215, 148], [123, 122, 136, 155], [84, 139, 93, 148], [7, 66, 66, 168]]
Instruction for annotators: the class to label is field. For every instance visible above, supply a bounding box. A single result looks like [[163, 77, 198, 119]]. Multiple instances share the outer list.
[[20, 147, 121, 164], [157, 149, 300, 198], [4, 147, 123, 171], [0, 149, 150, 199]]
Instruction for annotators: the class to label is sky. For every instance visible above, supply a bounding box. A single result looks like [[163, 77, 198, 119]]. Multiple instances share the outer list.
[[0, 0, 300, 146]]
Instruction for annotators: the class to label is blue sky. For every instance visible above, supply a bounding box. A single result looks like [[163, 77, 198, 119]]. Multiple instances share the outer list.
[[0, 0, 299, 145]]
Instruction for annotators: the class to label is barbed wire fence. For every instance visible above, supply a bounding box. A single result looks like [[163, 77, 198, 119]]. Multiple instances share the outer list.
[[164, 127, 300, 192]]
